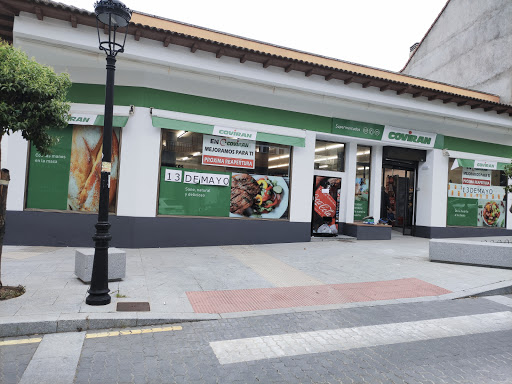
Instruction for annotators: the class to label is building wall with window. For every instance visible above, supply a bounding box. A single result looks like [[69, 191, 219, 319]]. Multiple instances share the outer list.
[[3, 10, 512, 247]]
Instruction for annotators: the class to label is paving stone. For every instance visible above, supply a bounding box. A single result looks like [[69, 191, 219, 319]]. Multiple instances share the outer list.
[[61, 298, 512, 383]]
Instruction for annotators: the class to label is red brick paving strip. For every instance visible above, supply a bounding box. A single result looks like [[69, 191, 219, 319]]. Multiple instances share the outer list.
[[186, 278, 452, 313]]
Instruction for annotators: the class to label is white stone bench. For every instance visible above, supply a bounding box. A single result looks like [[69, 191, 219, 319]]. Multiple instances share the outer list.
[[429, 237, 512, 269], [74, 248, 126, 283]]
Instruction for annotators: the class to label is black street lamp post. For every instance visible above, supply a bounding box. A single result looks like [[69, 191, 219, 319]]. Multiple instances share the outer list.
[[86, 0, 132, 306]]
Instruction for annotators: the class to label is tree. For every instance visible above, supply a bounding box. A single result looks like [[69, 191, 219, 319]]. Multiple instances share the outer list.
[[0, 40, 71, 288]]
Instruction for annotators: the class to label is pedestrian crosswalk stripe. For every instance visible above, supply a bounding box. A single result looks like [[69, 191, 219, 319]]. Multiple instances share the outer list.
[[86, 325, 182, 339], [0, 337, 42, 346], [210, 311, 512, 364]]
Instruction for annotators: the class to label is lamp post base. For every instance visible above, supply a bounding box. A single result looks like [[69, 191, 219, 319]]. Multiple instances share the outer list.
[[85, 291, 111, 305], [85, 216, 112, 306]]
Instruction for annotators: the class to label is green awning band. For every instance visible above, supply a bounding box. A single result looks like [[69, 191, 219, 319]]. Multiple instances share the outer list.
[[93, 115, 129, 127], [453, 158, 508, 170], [152, 116, 305, 147], [152, 116, 213, 134], [256, 132, 305, 147]]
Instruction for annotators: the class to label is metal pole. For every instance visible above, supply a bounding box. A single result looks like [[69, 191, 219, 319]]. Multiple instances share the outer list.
[[86, 54, 116, 305]]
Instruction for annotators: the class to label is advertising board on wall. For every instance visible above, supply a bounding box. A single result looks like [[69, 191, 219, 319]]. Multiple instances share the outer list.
[[159, 168, 289, 219], [202, 134, 255, 169], [26, 125, 120, 212], [381, 126, 436, 148], [354, 177, 369, 220], [462, 167, 491, 186], [331, 119, 438, 149], [312, 176, 341, 235], [447, 183, 506, 227]]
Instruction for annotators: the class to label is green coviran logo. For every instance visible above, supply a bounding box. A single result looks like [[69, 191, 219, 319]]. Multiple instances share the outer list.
[[218, 129, 253, 139], [388, 131, 431, 145], [69, 116, 90, 123], [475, 162, 493, 168]]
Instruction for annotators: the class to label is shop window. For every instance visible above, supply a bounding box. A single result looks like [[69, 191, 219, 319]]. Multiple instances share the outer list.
[[354, 145, 371, 220], [158, 130, 291, 219], [25, 125, 121, 213], [314, 141, 345, 172], [447, 158, 507, 228]]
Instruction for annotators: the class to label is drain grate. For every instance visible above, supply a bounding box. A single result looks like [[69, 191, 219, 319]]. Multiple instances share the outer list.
[[116, 302, 150, 312]]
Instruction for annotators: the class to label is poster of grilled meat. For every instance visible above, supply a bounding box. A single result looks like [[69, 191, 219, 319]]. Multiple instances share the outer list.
[[230, 173, 289, 219]]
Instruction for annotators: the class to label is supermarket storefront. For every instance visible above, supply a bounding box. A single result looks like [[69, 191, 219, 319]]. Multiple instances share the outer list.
[[3, 1, 512, 247]]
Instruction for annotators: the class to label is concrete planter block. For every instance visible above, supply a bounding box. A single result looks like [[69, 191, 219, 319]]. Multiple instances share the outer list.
[[74, 248, 126, 283], [342, 223, 391, 240], [429, 238, 512, 269]]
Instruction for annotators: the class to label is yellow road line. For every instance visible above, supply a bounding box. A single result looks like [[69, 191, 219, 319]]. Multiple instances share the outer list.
[[0, 337, 42, 346], [86, 325, 182, 339]]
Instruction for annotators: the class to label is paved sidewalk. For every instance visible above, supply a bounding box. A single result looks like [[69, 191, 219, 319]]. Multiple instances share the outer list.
[[1, 232, 512, 337]]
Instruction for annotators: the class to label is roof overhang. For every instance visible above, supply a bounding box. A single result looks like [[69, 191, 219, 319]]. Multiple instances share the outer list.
[[2, 0, 512, 117]]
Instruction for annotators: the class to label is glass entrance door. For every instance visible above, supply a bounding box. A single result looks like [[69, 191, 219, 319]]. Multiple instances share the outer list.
[[382, 167, 416, 235]]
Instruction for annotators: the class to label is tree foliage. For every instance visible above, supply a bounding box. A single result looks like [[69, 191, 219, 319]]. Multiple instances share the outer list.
[[0, 40, 71, 155]]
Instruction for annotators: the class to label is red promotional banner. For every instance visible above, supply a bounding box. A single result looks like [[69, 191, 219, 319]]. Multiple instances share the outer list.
[[202, 155, 255, 169], [462, 168, 491, 186]]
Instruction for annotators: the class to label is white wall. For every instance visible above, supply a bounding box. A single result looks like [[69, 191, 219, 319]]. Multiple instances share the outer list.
[[344, 142, 358, 223], [289, 130, 316, 223], [5, 132, 28, 211], [416, 149, 449, 228], [12, 12, 512, 145], [369, 146, 383, 220], [116, 107, 161, 217]]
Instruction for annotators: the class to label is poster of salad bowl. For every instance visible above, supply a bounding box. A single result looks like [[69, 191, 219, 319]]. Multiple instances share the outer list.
[[230, 173, 289, 219], [478, 199, 506, 227]]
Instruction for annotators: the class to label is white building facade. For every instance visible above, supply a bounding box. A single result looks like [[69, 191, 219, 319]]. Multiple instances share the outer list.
[[2, 1, 512, 247]]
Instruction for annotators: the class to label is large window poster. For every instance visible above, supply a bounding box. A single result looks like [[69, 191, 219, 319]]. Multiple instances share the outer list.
[[354, 145, 371, 221], [26, 127, 73, 210], [447, 167, 506, 227], [312, 176, 341, 235], [202, 134, 256, 169], [158, 167, 232, 217], [354, 177, 369, 220], [229, 173, 289, 219], [26, 125, 120, 212], [158, 169, 289, 219]]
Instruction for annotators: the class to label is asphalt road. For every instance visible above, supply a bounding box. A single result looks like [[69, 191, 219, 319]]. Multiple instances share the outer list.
[[1, 297, 512, 384]]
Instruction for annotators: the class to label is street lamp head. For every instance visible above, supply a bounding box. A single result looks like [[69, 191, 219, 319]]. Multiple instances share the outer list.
[[95, 0, 131, 27], [94, 0, 132, 56]]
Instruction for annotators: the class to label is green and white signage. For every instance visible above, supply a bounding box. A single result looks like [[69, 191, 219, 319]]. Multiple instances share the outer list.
[[26, 127, 73, 210], [332, 118, 384, 140], [159, 167, 231, 217], [332, 119, 437, 149], [212, 126, 257, 141], [447, 183, 506, 227], [382, 126, 436, 148], [451, 158, 508, 171], [26, 125, 121, 212]]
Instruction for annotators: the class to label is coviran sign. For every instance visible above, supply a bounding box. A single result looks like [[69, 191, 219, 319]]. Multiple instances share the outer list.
[[68, 114, 97, 125], [382, 126, 436, 148], [212, 126, 257, 141]]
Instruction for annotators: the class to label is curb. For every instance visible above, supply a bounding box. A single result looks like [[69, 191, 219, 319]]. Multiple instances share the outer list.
[[0, 313, 220, 338], [2, 280, 512, 338]]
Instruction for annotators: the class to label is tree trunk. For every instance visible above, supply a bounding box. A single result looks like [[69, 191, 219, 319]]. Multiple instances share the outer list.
[[0, 168, 8, 288]]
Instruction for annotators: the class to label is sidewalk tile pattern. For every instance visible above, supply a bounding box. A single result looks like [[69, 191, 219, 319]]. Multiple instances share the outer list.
[[222, 246, 323, 287], [187, 278, 451, 313]]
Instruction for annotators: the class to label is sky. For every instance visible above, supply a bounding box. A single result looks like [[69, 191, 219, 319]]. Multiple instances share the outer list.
[[66, 0, 448, 72]]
